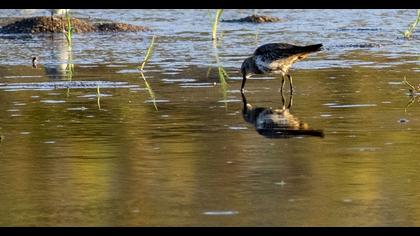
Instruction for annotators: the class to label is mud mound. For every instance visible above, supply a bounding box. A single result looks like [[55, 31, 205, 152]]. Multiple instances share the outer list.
[[222, 15, 281, 23], [95, 22, 147, 32], [0, 16, 150, 33]]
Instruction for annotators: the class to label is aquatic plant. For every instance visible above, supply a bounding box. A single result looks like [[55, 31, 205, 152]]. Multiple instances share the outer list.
[[208, 10, 229, 105], [402, 76, 418, 96], [138, 36, 158, 111], [140, 71, 158, 111], [402, 77, 420, 112], [139, 35, 156, 71], [218, 66, 230, 107], [403, 10, 420, 39], [65, 61, 74, 81], [210, 9, 224, 41], [65, 50, 74, 97], [210, 42, 230, 108], [97, 85, 101, 110], [64, 12, 74, 48]]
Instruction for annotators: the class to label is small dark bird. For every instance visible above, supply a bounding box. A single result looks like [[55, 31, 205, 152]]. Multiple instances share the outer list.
[[240, 43, 323, 94], [32, 56, 38, 68]]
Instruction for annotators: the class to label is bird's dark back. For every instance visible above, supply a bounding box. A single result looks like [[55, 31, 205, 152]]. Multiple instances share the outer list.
[[254, 43, 323, 58]]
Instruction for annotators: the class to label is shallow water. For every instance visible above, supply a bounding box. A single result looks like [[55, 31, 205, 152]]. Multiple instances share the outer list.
[[0, 9, 419, 226]]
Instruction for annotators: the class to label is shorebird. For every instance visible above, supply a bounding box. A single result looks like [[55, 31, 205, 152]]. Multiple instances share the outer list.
[[49, 9, 70, 21], [32, 56, 38, 68], [240, 43, 323, 94]]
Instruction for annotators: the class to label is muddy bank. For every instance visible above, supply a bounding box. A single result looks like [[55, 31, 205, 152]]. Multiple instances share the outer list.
[[222, 15, 281, 23], [0, 16, 151, 33]]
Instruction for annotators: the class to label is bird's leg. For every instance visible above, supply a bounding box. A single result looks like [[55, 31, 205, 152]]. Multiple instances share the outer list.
[[280, 74, 285, 95], [280, 88, 286, 109], [288, 91, 293, 109], [241, 74, 247, 93], [287, 74, 294, 95]]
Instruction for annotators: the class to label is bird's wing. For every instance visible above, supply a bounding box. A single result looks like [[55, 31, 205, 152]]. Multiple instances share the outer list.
[[253, 43, 302, 61]]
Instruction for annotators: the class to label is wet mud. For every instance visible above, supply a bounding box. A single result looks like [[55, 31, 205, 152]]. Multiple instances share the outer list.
[[0, 16, 151, 33]]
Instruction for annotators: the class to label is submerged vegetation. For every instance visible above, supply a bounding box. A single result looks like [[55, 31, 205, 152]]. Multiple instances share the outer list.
[[138, 36, 158, 111], [65, 46, 74, 97], [217, 64, 230, 108], [402, 76, 419, 96], [65, 53, 74, 82], [403, 10, 420, 39], [209, 33, 230, 108], [402, 77, 419, 112], [215, 51, 229, 103]]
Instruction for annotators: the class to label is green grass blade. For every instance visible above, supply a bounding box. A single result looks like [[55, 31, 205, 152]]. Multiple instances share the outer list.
[[403, 9, 420, 39], [96, 85, 101, 110], [212, 43, 229, 108], [403, 76, 415, 90], [212, 9, 223, 40], [137, 35, 158, 111], [139, 36, 156, 70], [65, 51, 74, 97], [64, 12, 73, 48], [140, 71, 158, 111]]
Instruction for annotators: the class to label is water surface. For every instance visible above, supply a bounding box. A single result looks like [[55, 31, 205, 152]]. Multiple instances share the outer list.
[[0, 9, 419, 226]]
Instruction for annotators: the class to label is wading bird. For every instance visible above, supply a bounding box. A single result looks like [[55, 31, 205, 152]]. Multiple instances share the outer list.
[[240, 43, 323, 94], [49, 9, 70, 21], [32, 56, 37, 68]]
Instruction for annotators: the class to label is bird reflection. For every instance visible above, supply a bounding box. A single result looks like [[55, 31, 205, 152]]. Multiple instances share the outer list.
[[44, 37, 73, 80], [241, 92, 324, 138]]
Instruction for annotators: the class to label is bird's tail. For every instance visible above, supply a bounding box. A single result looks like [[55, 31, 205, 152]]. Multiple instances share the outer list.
[[301, 44, 323, 53]]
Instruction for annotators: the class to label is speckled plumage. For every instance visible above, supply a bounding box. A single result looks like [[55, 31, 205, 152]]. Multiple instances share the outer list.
[[241, 43, 323, 93]]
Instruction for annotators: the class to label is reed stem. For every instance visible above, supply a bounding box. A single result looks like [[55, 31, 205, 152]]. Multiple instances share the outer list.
[[139, 36, 156, 70], [64, 12, 73, 48], [211, 9, 223, 41], [138, 35, 158, 111], [403, 10, 420, 39]]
